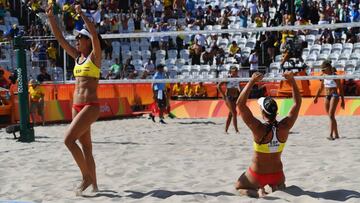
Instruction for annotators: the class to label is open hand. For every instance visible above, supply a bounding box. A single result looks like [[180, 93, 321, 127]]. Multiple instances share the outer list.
[[313, 97, 318, 104], [45, 4, 53, 17], [250, 72, 264, 82], [75, 4, 82, 14]]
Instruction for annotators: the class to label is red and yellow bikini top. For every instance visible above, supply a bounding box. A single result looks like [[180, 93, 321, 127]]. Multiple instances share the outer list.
[[73, 56, 100, 79], [253, 122, 286, 153]]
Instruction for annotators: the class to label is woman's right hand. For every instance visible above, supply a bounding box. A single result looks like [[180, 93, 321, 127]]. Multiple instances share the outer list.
[[250, 72, 263, 83], [46, 4, 54, 17]]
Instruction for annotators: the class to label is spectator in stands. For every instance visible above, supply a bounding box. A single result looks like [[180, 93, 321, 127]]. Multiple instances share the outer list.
[[248, 0, 259, 22], [46, 42, 57, 66], [185, 0, 195, 16], [143, 59, 155, 78], [202, 48, 214, 65], [249, 49, 259, 75], [173, 0, 185, 18], [195, 33, 207, 50], [239, 10, 249, 30], [184, 82, 194, 97], [150, 24, 160, 52], [149, 64, 167, 124], [205, 6, 217, 25], [30, 42, 39, 67], [217, 66, 240, 133], [172, 82, 184, 97], [319, 28, 334, 44], [6, 24, 19, 39], [350, 4, 359, 22], [189, 39, 202, 65], [295, 15, 310, 35], [214, 47, 225, 66], [185, 11, 194, 24], [62, 1, 75, 32], [233, 49, 244, 65], [195, 82, 207, 97], [154, 0, 163, 18], [160, 23, 169, 50], [0, 69, 9, 89], [28, 79, 45, 126], [50, 63, 64, 82], [229, 41, 240, 57], [106, 58, 121, 79], [37, 42, 48, 67], [37, 65, 52, 83], [123, 58, 136, 79], [344, 79, 359, 96], [104, 39, 113, 60]]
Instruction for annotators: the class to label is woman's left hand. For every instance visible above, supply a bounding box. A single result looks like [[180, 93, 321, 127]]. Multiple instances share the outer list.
[[75, 4, 82, 14], [341, 100, 345, 109]]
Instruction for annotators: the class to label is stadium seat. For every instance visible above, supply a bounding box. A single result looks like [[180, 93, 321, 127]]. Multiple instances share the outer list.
[[180, 49, 190, 60], [334, 60, 346, 71], [328, 53, 339, 61], [317, 53, 329, 61], [331, 43, 343, 54], [321, 43, 332, 54], [167, 50, 178, 59]]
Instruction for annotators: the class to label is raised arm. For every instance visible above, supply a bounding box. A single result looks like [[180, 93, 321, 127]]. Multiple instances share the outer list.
[[75, 4, 101, 67], [46, 4, 78, 59], [236, 72, 263, 132], [281, 71, 302, 129]]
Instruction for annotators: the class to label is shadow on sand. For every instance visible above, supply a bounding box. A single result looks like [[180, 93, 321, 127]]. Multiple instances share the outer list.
[[282, 185, 360, 201], [177, 121, 218, 125], [82, 190, 122, 198], [124, 189, 235, 199]]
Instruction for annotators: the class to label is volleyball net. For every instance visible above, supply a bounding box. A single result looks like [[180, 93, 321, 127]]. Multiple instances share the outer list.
[[14, 21, 360, 85]]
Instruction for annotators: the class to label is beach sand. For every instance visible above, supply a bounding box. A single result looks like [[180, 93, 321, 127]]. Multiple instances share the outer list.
[[0, 116, 359, 203]]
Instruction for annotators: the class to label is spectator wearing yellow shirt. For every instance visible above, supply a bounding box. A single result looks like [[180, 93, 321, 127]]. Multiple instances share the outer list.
[[172, 82, 184, 96], [184, 82, 194, 97], [164, 0, 173, 8], [46, 42, 57, 66], [195, 82, 207, 97], [229, 41, 240, 57], [28, 79, 45, 125], [254, 13, 263, 27]]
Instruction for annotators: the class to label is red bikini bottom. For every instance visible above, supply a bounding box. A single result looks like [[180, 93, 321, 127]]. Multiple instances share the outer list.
[[72, 102, 100, 113], [247, 167, 284, 188]]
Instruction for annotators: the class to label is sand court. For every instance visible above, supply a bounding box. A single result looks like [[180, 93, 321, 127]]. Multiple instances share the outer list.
[[0, 116, 359, 203]]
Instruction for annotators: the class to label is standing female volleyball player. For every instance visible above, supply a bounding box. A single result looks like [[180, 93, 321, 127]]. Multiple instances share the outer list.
[[217, 66, 241, 133], [314, 61, 345, 140], [236, 71, 301, 197], [47, 3, 102, 194]]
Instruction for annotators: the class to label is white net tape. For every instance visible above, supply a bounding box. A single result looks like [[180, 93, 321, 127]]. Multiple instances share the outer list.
[[61, 22, 360, 40], [50, 74, 360, 84]]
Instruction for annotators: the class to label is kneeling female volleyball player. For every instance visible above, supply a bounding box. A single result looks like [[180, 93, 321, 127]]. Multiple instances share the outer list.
[[235, 71, 301, 197]]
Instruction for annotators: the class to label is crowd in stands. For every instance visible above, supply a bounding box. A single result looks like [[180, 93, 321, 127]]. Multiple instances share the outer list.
[[0, 0, 359, 96]]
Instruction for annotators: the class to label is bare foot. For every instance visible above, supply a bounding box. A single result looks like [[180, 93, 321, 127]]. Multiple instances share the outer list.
[[326, 136, 334, 141], [334, 136, 340, 139], [258, 187, 268, 197], [92, 184, 99, 193], [75, 177, 93, 196], [235, 130, 239, 134]]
